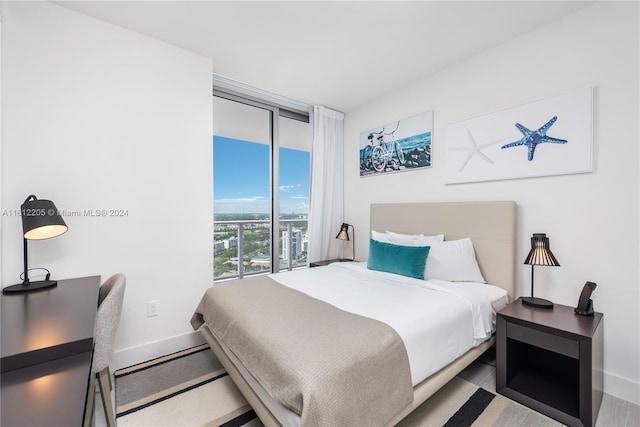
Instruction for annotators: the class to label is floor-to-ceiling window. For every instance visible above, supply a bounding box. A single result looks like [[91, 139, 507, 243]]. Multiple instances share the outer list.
[[213, 91, 310, 281]]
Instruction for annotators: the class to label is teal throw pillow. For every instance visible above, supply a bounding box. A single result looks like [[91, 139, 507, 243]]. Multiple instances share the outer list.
[[367, 239, 430, 280]]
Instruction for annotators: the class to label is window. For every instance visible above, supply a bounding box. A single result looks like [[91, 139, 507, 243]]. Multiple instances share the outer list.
[[213, 91, 310, 281]]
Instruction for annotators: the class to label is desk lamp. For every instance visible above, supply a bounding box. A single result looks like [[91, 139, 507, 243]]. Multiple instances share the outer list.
[[2, 195, 68, 294], [522, 233, 560, 309], [336, 223, 355, 261]]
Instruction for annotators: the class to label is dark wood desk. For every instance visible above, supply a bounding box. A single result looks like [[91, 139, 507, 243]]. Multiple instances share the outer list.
[[1, 276, 100, 427]]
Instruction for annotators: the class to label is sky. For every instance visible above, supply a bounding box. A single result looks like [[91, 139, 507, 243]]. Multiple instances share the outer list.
[[213, 136, 310, 215]]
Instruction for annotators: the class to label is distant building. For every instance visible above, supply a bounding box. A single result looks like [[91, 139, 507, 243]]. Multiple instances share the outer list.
[[224, 236, 238, 249], [250, 255, 271, 269], [214, 241, 225, 256], [214, 237, 239, 258], [282, 229, 302, 260]]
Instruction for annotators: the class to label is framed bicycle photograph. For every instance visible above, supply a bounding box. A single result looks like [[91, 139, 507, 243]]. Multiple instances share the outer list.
[[359, 111, 433, 177]]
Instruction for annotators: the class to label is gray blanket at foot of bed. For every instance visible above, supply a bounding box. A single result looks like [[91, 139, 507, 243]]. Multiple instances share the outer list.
[[191, 275, 413, 426]]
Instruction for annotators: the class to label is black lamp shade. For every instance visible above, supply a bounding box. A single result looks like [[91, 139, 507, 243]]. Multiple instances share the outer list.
[[524, 233, 560, 266], [22, 196, 68, 240], [336, 223, 350, 241]]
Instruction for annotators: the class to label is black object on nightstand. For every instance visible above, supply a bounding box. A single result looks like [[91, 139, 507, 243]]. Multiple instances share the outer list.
[[496, 299, 604, 427], [309, 259, 353, 267]]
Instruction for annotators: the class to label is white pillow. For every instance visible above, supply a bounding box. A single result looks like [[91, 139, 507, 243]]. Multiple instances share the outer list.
[[424, 238, 485, 283], [386, 230, 444, 246], [371, 230, 392, 243]]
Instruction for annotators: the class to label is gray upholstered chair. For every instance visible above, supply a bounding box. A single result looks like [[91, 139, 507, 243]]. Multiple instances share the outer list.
[[84, 273, 126, 427]]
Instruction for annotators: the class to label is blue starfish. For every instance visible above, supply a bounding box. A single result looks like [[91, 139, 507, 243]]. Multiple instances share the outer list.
[[501, 116, 567, 161]]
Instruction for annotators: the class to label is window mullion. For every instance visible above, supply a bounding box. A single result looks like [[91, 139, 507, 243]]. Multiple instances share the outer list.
[[271, 108, 280, 273]]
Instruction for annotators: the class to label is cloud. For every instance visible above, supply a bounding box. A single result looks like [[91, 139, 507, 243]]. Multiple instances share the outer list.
[[214, 196, 267, 204], [279, 184, 298, 193]]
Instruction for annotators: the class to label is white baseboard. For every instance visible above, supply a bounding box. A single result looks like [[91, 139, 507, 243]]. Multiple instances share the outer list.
[[604, 371, 640, 406], [111, 331, 206, 371]]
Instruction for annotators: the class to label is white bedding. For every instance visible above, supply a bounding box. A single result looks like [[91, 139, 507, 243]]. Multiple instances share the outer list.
[[270, 261, 508, 386]]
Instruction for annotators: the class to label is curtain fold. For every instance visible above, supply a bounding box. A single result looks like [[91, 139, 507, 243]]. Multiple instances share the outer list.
[[308, 105, 345, 263]]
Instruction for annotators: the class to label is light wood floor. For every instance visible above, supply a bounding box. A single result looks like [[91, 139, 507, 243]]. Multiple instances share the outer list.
[[94, 350, 640, 427]]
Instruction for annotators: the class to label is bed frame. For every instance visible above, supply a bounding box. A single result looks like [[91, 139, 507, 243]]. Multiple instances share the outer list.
[[200, 201, 517, 426]]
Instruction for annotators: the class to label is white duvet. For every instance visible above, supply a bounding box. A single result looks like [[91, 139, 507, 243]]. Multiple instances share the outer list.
[[270, 262, 508, 386]]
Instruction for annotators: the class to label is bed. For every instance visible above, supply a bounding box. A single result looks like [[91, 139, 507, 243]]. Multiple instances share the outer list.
[[191, 201, 517, 426]]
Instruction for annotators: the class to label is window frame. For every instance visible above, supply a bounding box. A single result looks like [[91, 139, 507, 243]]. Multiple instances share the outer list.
[[213, 88, 310, 274]]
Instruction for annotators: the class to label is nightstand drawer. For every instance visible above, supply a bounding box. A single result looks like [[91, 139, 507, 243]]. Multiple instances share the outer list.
[[507, 322, 578, 359]]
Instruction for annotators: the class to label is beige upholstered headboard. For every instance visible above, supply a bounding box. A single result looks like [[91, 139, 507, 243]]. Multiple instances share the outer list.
[[370, 201, 517, 300]]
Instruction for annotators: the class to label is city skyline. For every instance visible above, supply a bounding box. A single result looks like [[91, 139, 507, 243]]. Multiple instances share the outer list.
[[213, 136, 310, 216]]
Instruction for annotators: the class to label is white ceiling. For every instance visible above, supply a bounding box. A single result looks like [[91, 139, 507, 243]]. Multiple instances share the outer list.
[[54, 1, 593, 112]]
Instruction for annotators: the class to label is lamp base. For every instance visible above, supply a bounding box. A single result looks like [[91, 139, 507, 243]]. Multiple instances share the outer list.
[[2, 280, 57, 294], [522, 296, 554, 309]]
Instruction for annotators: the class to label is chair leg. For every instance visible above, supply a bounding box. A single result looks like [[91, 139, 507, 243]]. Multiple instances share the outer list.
[[83, 372, 97, 427], [108, 369, 114, 391], [98, 368, 117, 427]]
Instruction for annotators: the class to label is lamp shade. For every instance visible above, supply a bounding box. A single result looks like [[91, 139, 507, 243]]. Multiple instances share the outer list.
[[22, 196, 68, 240], [336, 223, 350, 241], [524, 233, 559, 267]]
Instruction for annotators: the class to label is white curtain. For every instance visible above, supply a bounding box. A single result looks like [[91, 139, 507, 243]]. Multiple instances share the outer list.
[[308, 105, 345, 263]]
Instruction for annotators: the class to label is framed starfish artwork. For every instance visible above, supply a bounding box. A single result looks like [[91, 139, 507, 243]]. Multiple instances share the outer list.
[[444, 87, 593, 184]]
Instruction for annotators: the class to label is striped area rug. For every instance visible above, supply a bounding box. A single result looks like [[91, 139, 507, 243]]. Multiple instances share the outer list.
[[114, 344, 257, 426], [114, 344, 552, 427], [397, 376, 511, 427]]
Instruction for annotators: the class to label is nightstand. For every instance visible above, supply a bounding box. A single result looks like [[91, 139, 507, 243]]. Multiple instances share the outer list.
[[309, 259, 353, 267], [496, 299, 604, 427]]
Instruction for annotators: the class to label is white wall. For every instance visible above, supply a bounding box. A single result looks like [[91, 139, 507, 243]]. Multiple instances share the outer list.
[[1, 2, 213, 368], [344, 2, 639, 404]]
